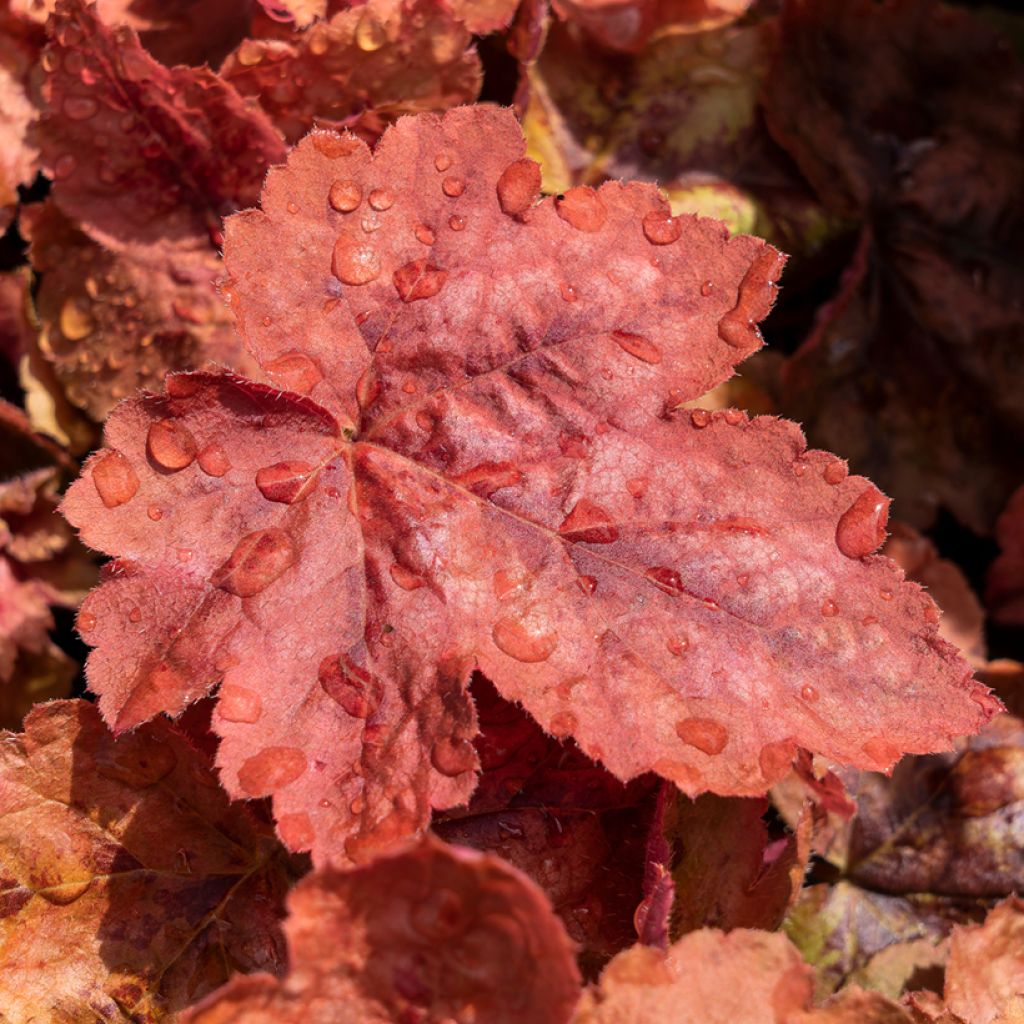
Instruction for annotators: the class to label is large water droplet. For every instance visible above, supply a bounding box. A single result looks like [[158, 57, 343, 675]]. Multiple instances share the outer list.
[[277, 812, 315, 851], [675, 717, 728, 755], [611, 330, 662, 365], [390, 563, 425, 591], [823, 460, 847, 485], [836, 484, 890, 559], [313, 132, 360, 159], [442, 176, 465, 197], [328, 179, 362, 212], [332, 236, 381, 285], [558, 499, 619, 544], [555, 187, 606, 232], [759, 740, 795, 781], [39, 879, 93, 906], [645, 566, 684, 596], [264, 351, 323, 395], [92, 450, 139, 508], [212, 528, 297, 597], [642, 209, 682, 245], [492, 614, 558, 663], [393, 259, 447, 302], [448, 214, 466, 231], [256, 460, 315, 504], [414, 223, 435, 245], [318, 654, 381, 717], [237, 746, 307, 796], [368, 187, 394, 211], [430, 736, 477, 777], [434, 152, 453, 172], [197, 443, 230, 477], [218, 684, 263, 723], [717, 246, 786, 352], [147, 419, 197, 471], [60, 297, 93, 339], [496, 158, 541, 218]]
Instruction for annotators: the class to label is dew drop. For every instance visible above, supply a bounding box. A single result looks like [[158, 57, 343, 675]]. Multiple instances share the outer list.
[[212, 528, 297, 597], [496, 158, 541, 217], [390, 563, 425, 591], [611, 330, 662, 364], [286, 200, 299, 214], [862, 614, 879, 626], [218, 684, 263, 724], [492, 615, 559, 663], [558, 499, 619, 544], [356, 368, 381, 409], [549, 711, 578, 737], [759, 740, 795, 781], [880, 588, 894, 601], [238, 747, 307, 796], [675, 717, 728, 755], [332, 237, 381, 286], [147, 504, 163, 521], [197, 443, 230, 477], [821, 598, 839, 617], [318, 654, 381, 718], [263, 351, 323, 394], [448, 214, 466, 231], [560, 282, 577, 302], [277, 812, 315, 851], [555, 186, 606, 232], [823, 460, 848, 485], [642, 209, 682, 245], [723, 408, 744, 425], [690, 409, 711, 428], [53, 153, 77, 180], [368, 187, 394, 211], [923, 601, 940, 625], [577, 574, 598, 596], [39, 879, 92, 906], [666, 636, 689, 656], [401, 379, 416, 394], [355, 12, 386, 50], [329, 179, 362, 212], [434, 152, 453, 172], [92, 450, 139, 508], [442, 176, 465, 197], [645, 566, 684, 596], [147, 419, 197, 471], [313, 132, 360, 159], [626, 477, 647, 499], [78, 610, 97, 632], [393, 259, 447, 302], [256, 460, 315, 504], [800, 684, 819, 702], [430, 737, 476, 777], [128, 606, 142, 623], [414, 223, 435, 245], [836, 484, 890, 559], [700, 280, 714, 297], [177, 548, 194, 563], [59, 297, 94, 340]]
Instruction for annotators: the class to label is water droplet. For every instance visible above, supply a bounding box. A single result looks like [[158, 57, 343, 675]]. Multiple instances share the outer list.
[[277, 812, 315, 851], [332, 237, 381, 285], [442, 176, 465, 198], [642, 209, 682, 245], [823, 460, 847, 485], [390, 563, 425, 591], [923, 601, 940, 625], [147, 419, 197, 471], [177, 547, 194, 563], [430, 737, 476, 777], [78, 610, 97, 632], [821, 598, 839, 617], [218, 684, 263, 723], [492, 614, 558, 663], [368, 187, 394, 211], [862, 614, 879, 626], [356, 368, 381, 409], [496, 158, 541, 217], [700, 280, 714, 297], [286, 200, 299, 214], [53, 153, 77, 180], [212, 528, 297, 597], [626, 477, 647, 499], [313, 132, 360, 159], [836, 484, 890, 559], [128, 606, 142, 623], [555, 187, 606, 232], [197, 443, 230, 477], [690, 409, 711, 428], [329, 179, 362, 212], [723, 409, 744, 425], [92, 450, 139, 508], [355, 12, 387, 50], [39, 879, 92, 906], [238, 747, 307, 796], [558, 499, 619, 544], [492, 568, 527, 599], [263, 351, 323, 395], [801, 683, 819, 702], [318, 654, 381, 717], [675, 717, 728, 754], [861, 738, 900, 766], [434, 152, 453, 172], [147, 504, 163, 521], [645, 566, 684, 596], [759, 740, 795, 781], [717, 246, 785, 351], [414, 223, 435, 245], [560, 282, 577, 302], [59, 297, 94, 340], [880, 588, 894, 601], [256, 460, 315, 504], [577, 575, 598, 596], [666, 636, 689, 656], [401, 379, 417, 394], [393, 259, 447, 302], [611, 330, 662, 365], [448, 214, 466, 231]]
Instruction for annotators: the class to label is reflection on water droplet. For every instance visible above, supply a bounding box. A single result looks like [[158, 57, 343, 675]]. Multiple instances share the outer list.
[[212, 528, 297, 597], [558, 499, 619, 544], [645, 566, 684, 596], [560, 282, 577, 302], [700, 280, 714, 297], [78, 610, 97, 632], [329, 179, 362, 212], [448, 214, 466, 231], [577, 574, 597, 596], [414, 223, 435, 245], [821, 598, 839, 617], [492, 614, 558, 663], [147, 419, 197, 471], [823, 461, 847, 485], [368, 187, 394, 211], [666, 635, 689, 656], [836, 485, 890, 559], [642, 209, 682, 245], [92, 450, 139, 508], [39, 879, 92, 906], [442, 176, 465, 197], [238, 746, 307, 796], [128, 606, 142, 623], [801, 684, 819, 702], [434, 152, 452, 172], [690, 409, 711, 428], [332, 237, 381, 286], [147, 504, 163, 521]]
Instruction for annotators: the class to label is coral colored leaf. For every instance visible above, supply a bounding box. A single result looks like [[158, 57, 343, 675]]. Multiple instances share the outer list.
[[0, 6, 41, 233], [65, 106, 997, 867], [444, 0, 522, 34], [181, 837, 582, 1024], [793, 988, 916, 1023], [988, 486, 1024, 627], [0, 700, 292, 1021], [35, 0, 286, 254], [221, 0, 482, 146], [571, 928, 814, 1022]]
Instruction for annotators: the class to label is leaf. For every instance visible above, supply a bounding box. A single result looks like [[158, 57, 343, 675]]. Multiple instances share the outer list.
[[0, 699, 293, 1021], [988, 486, 1024, 627], [0, 5, 40, 233], [181, 837, 581, 1024], [794, 987, 917, 1024], [63, 105, 998, 867], [221, 0, 482, 146], [255, 0, 326, 29], [570, 927, 814, 1022]]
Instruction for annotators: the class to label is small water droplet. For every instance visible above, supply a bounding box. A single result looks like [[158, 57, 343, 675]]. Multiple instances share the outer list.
[[147, 419, 197, 471], [238, 747, 307, 796], [64, 95, 98, 121], [555, 187, 606, 232], [329, 179, 362, 212], [690, 409, 711, 428], [431, 737, 476, 777], [442, 176, 465, 198], [197, 443, 230, 477], [823, 461, 847, 485], [128, 606, 142, 623], [39, 879, 92, 906], [313, 132, 360, 159], [448, 214, 466, 231], [256, 460, 315, 504], [577, 574, 598, 596], [700, 280, 714, 296], [263, 351, 323, 394], [496, 158, 541, 217], [355, 12, 387, 50], [675, 717, 727, 754], [549, 711, 578, 737], [611, 330, 662, 364], [645, 566, 684, 596], [666, 636, 689, 656], [626, 477, 647, 499], [821, 598, 839, 617], [862, 614, 879, 626], [390, 563, 425, 591], [286, 200, 299, 214], [147, 504, 163, 521], [393, 259, 447, 302], [559, 499, 619, 544], [560, 282, 577, 302], [642, 209, 682, 245], [492, 614, 558, 663], [368, 187, 394, 211], [177, 548, 193, 563], [92, 450, 139, 508], [332, 237, 381, 285], [801, 684, 819, 702], [212, 528, 297, 597], [723, 409, 744, 425], [53, 153, 77, 180], [401, 379, 417, 394], [880, 588, 894, 601], [78, 610, 97, 632], [414, 223, 435, 245], [318, 654, 381, 717], [218, 683, 263, 723], [923, 602, 940, 624], [836, 484, 890, 559], [434, 152, 453, 172]]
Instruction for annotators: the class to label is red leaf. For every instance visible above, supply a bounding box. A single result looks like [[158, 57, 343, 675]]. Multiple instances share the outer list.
[[988, 486, 1024, 627], [64, 106, 997, 866], [182, 837, 581, 1024]]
